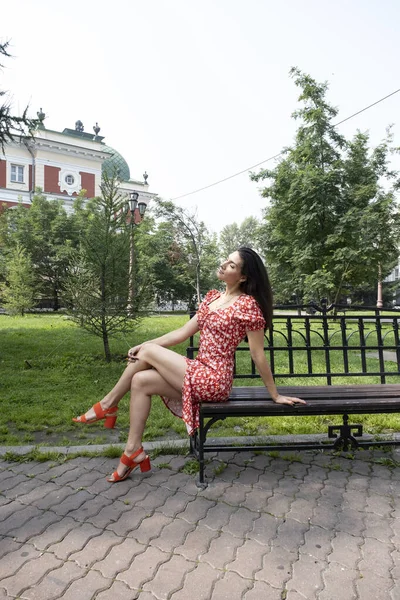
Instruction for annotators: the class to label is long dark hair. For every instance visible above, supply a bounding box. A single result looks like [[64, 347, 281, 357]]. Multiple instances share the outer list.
[[238, 247, 273, 330]]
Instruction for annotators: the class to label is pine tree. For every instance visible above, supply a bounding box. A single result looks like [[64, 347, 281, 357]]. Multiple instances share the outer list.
[[1, 243, 36, 315], [64, 174, 138, 362]]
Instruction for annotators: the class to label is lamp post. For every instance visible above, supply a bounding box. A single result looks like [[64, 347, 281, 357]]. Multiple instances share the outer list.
[[376, 262, 383, 309], [128, 191, 147, 314]]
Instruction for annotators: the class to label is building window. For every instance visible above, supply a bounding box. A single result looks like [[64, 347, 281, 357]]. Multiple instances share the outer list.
[[11, 164, 24, 183], [59, 169, 81, 196]]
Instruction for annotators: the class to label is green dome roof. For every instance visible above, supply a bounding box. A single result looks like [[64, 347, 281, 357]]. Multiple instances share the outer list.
[[102, 145, 130, 181]]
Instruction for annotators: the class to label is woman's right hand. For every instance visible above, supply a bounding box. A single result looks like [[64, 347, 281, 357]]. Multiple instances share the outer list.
[[127, 344, 143, 362]]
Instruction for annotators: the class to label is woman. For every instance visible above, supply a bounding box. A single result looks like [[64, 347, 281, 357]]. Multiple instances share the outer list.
[[73, 247, 305, 482]]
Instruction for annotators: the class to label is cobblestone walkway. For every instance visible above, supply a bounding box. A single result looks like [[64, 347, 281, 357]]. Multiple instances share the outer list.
[[1, 447, 400, 599]]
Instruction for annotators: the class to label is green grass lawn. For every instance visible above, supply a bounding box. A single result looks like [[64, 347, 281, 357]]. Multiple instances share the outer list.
[[0, 313, 190, 447], [1, 312, 400, 447]]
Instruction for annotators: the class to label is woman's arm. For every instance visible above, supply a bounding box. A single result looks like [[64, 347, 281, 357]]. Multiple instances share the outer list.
[[247, 329, 306, 405], [128, 314, 200, 359], [147, 314, 200, 347]]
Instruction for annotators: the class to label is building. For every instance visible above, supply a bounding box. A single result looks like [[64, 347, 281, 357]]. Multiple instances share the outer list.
[[0, 111, 155, 214], [385, 261, 400, 305]]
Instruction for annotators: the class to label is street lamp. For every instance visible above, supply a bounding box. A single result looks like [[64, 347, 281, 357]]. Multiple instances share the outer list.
[[376, 262, 383, 309], [129, 191, 139, 214], [128, 191, 146, 314]]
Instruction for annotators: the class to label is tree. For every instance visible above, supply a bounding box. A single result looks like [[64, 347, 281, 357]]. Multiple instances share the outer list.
[[0, 243, 36, 315], [325, 130, 400, 304], [1, 191, 79, 309], [129, 209, 171, 310], [64, 174, 142, 362], [219, 216, 263, 260], [0, 202, 9, 286], [252, 68, 400, 305], [219, 223, 241, 259], [198, 231, 220, 297], [0, 41, 38, 153], [149, 220, 195, 308], [148, 217, 220, 309], [154, 199, 219, 305]]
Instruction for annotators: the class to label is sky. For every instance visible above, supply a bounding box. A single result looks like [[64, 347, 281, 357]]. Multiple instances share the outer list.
[[2, 0, 400, 234]]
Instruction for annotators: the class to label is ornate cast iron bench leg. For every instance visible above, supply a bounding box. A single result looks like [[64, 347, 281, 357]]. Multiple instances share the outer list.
[[197, 413, 207, 489], [328, 414, 363, 450], [189, 433, 197, 456], [196, 414, 227, 488]]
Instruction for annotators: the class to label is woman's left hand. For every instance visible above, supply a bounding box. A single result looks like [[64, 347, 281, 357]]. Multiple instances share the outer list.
[[273, 394, 306, 405]]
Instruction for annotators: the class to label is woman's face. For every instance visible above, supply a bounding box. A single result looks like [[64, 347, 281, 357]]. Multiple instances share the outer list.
[[217, 251, 245, 287]]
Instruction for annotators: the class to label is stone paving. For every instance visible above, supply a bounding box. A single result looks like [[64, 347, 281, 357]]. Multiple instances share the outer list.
[[1, 446, 400, 599]]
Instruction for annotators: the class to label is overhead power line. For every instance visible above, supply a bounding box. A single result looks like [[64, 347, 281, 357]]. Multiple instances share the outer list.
[[171, 86, 400, 202], [171, 152, 283, 202], [333, 88, 400, 127]]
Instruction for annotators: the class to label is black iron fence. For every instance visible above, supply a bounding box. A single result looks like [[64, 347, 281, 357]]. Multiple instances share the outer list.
[[187, 301, 400, 385]]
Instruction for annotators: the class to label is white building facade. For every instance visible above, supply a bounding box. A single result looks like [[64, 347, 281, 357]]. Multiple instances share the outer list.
[[0, 116, 155, 216]]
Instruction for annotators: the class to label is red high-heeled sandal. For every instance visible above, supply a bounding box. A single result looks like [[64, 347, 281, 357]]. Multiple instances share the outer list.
[[72, 402, 118, 429], [106, 447, 151, 483]]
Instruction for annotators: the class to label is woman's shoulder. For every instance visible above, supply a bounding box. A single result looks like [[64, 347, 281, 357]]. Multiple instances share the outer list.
[[203, 289, 220, 303], [237, 294, 260, 309], [235, 294, 266, 328]]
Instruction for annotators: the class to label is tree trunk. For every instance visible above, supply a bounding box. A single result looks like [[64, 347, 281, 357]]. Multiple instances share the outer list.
[[100, 270, 111, 361], [102, 316, 111, 362], [196, 262, 201, 305], [53, 286, 59, 312]]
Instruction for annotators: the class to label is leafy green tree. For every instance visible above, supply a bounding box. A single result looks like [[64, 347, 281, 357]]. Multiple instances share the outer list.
[[0, 203, 9, 285], [154, 199, 219, 305], [2, 192, 78, 309], [219, 223, 241, 258], [325, 130, 400, 304], [147, 217, 219, 310], [130, 209, 169, 310], [198, 232, 220, 297], [0, 243, 36, 315], [219, 216, 263, 259], [252, 68, 400, 305], [149, 220, 194, 308]]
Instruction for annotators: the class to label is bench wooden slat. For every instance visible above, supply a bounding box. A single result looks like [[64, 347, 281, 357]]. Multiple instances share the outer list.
[[201, 400, 400, 417], [201, 385, 400, 416], [228, 384, 400, 400]]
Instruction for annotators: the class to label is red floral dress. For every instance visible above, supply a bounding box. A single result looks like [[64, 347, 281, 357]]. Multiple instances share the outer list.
[[161, 290, 266, 435]]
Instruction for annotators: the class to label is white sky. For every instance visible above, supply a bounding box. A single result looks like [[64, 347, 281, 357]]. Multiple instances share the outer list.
[[2, 0, 400, 233]]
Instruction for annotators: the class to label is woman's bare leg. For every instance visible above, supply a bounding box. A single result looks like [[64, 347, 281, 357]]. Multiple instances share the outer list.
[[74, 359, 152, 422], [135, 343, 188, 390], [108, 358, 186, 480], [76, 343, 188, 423]]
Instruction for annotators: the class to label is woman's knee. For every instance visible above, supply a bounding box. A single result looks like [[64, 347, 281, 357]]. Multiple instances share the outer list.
[[131, 370, 151, 392], [138, 343, 158, 361]]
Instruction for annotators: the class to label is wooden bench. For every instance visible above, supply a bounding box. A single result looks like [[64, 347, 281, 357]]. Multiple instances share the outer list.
[[187, 301, 400, 486]]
